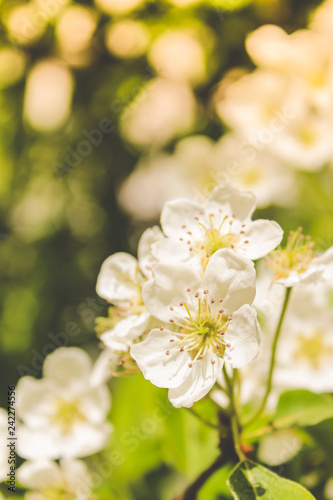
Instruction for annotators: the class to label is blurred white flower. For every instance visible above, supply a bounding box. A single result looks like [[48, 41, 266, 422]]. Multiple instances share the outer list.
[[17, 347, 111, 460], [148, 29, 207, 85], [258, 429, 303, 466], [117, 135, 223, 220], [266, 228, 333, 287], [105, 20, 149, 59], [214, 133, 297, 206], [131, 248, 261, 408], [120, 78, 196, 148], [311, 0, 333, 40], [4, 3, 47, 46], [95, 0, 146, 15], [274, 294, 333, 393], [24, 59, 74, 132], [56, 5, 98, 67], [96, 226, 164, 351], [0, 47, 26, 89], [0, 408, 8, 482], [18, 459, 92, 500], [153, 184, 283, 273], [215, 69, 302, 135]]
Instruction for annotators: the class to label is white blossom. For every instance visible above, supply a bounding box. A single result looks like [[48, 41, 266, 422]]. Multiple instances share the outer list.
[[17, 347, 111, 460], [18, 459, 92, 500], [266, 228, 333, 287], [96, 226, 163, 351], [131, 249, 261, 408], [153, 184, 283, 273]]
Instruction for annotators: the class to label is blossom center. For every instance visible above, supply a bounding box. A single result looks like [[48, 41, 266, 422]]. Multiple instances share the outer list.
[[167, 296, 232, 364], [266, 227, 316, 280], [293, 330, 333, 370], [52, 398, 85, 435]]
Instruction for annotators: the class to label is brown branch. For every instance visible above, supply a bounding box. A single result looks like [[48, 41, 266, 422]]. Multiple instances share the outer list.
[[174, 452, 233, 500]]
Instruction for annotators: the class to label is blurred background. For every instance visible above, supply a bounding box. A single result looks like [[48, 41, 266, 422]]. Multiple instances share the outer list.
[[1, 0, 333, 498]]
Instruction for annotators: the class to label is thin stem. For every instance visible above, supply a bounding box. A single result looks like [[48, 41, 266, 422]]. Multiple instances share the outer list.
[[185, 407, 222, 431], [231, 414, 246, 462], [244, 287, 292, 427], [223, 366, 245, 461]]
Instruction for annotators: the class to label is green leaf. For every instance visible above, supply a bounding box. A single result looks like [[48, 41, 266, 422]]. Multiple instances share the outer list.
[[227, 460, 315, 499], [273, 390, 333, 429]]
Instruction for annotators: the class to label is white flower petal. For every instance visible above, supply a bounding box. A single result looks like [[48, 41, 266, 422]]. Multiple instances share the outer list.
[[208, 184, 256, 221], [142, 262, 202, 322], [18, 460, 63, 489], [224, 304, 261, 368], [90, 348, 119, 386], [239, 219, 283, 260], [130, 328, 191, 389], [204, 249, 256, 315], [314, 246, 333, 274], [43, 347, 92, 387], [138, 226, 164, 278], [59, 422, 112, 458], [17, 427, 61, 460], [152, 238, 190, 264], [161, 198, 204, 239], [168, 352, 223, 408], [101, 312, 150, 350], [79, 385, 111, 424], [16, 377, 56, 427], [96, 252, 140, 302], [60, 459, 92, 496]]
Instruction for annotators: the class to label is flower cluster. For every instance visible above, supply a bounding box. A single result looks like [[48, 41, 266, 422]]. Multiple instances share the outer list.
[[96, 184, 283, 407]]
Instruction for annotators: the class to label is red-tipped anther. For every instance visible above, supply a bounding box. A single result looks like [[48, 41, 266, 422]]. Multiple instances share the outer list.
[[226, 343, 231, 347], [180, 346, 184, 352], [180, 301, 184, 306], [187, 288, 191, 292], [219, 309, 224, 314], [201, 245, 205, 249], [228, 316, 232, 321], [195, 292, 200, 298], [206, 253, 210, 258], [188, 363, 193, 368], [159, 326, 164, 331], [187, 240, 191, 245], [211, 359, 216, 365], [220, 298, 223, 302], [170, 339, 175, 342], [231, 244, 234, 249], [216, 345, 220, 349], [195, 217, 199, 221], [169, 319, 174, 323], [244, 240, 249, 244], [204, 289, 209, 294], [211, 298, 215, 303], [220, 331, 225, 335], [166, 350, 170, 355], [170, 306, 174, 311], [199, 355, 203, 359]]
